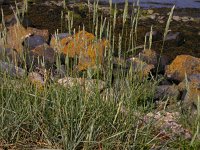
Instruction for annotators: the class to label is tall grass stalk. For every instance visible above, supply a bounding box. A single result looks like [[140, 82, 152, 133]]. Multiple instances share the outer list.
[[148, 26, 153, 50], [121, 0, 128, 38], [156, 5, 175, 76], [134, 4, 140, 43]]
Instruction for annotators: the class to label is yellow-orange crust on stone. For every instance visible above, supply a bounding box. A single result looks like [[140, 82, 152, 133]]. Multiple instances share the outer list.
[[51, 30, 109, 71], [165, 55, 200, 81]]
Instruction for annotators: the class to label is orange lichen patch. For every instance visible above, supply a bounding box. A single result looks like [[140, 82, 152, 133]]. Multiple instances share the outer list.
[[51, 30, 109, 71], [178, 74, 200, 105], [77, 39, 108, 71], [165, 55, 200, 82], [187, 88, 200, 104], [6, 23, 32, 53], [62, 30, 95, 57], [50, 35, 72, 52]]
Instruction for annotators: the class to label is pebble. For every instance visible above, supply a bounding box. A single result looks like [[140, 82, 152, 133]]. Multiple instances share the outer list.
[[23, 35, 46, 50], [0, 60, 26, 78], [173, 16, 181, 21]]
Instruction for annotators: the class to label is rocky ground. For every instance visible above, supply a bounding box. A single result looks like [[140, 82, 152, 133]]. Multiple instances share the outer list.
[[2, 0, 200, 60], [0, 0, 200, 149]]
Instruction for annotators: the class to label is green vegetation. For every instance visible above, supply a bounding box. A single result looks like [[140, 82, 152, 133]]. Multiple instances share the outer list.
[[0, 0, 200, 149]]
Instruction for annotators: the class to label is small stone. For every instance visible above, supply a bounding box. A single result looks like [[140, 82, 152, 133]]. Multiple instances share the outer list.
[[0, 60, 26, 78], [145, 31, 162, 42], [157, 16, 165, 20], [140, 15, 149, 21], [148, 14, 157, 20], [141, 111, 192, 141], [52, 33, 70, 40], [28, 72, 45, 89], [147, 9, 154, 15], [158, 19, 165, 24], [23, 35, 46, 50], [165, 32, 185, 46], [154, 85, 180, 101], [58, 77, 106, 94], [181, 16, 190, 22], [173, 16, 181, 22], [27, 43, 56, 69], [189, 17, 195, 21], [157, 16, 165, 24]]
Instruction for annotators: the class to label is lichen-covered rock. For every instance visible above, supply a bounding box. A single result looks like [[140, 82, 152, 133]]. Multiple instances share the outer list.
[[165, 55, 200, 82], [51, 30, 109, 71], [62, 31, 96, 56], [50, 34, 72, 52], [127, 57, 154, 77], [178, 74, 200, 108], [58, 77, 106, 94], [76, 39, 108, 71], [137, 49, 169, 73]]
